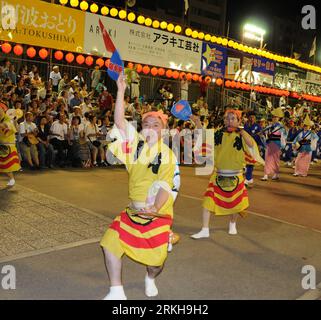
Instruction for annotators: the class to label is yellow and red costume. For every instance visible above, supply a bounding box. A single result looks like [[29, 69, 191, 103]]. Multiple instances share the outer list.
[[100, 120, 177, 266], [202, 126, 264, 216], [0, 113, 20, 174]]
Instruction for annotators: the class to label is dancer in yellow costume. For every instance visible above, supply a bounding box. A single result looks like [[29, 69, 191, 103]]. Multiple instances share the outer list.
[[191, 109, 264, 238], [0, 104, 21, 187], [100, 74, 178, 300]]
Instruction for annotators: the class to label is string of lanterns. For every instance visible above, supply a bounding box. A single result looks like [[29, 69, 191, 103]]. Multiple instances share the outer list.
[[58, 0, 321, 75], [1, 41, 320, 103]]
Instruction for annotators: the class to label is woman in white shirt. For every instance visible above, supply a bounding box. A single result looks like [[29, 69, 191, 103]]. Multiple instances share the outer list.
[[84, 115, 107, 166]]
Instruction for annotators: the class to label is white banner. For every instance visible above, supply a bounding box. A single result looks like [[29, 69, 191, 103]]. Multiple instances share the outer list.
[[227, 57, 240, 75], [84, 13, 202, 73]]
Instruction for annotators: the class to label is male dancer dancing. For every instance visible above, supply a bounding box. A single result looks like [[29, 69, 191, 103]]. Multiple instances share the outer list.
[[191, 109, 263, 239], [100, 74, 178, 300]]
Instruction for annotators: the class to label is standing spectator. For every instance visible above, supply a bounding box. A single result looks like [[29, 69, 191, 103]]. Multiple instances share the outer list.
[[180, 75, 189, 101], [91, 66, 101, 92], [31, 72, 43, 89], [80, 96, 93, 115], [5, 64, 17, 85], [79, 83, 89, 99], [58, 73, 69, 94], [49, 66, 62, 93], [28, 65, 38, 79], [73, 71, 85, 87]]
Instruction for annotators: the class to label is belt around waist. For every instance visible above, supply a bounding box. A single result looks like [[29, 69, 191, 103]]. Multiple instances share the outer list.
[[216, 170, 243, 176]]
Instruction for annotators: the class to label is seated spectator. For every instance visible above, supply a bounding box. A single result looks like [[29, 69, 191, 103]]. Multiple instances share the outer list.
[[69, 106, 83, 122], [84, 114, 107, 166], [4, 64, 17, 85], [49, 114, 69, 167], [69, 91, 82, 109], [37, 116, 55, 169], [18, 112, 40, 169], [28, 65, 38, 79], [98, 88, 113, 117], [31, 72, 43, 89], [67, 115, 87, 167], [80, 96, 93, 115]]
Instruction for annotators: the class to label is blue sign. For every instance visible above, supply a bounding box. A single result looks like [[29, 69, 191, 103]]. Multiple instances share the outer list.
[[251, 57, 275, 76], [201, 42, 227, 78], [108, 50, 124, 81]]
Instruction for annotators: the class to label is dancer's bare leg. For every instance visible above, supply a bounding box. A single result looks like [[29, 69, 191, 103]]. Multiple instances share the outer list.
[[102, 248, 127, 300]]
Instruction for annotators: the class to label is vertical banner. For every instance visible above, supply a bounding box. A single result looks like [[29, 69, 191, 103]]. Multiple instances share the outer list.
[[201, 42, 227, 78], [227, 57, 241, 75]]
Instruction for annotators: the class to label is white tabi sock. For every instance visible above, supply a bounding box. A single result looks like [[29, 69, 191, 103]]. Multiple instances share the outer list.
[[7, 179, 15, 187], [145, 274, 159, 297], [190, 227, 210, 239], [228, 222, 237, 235], [103, 286, 127, 300]]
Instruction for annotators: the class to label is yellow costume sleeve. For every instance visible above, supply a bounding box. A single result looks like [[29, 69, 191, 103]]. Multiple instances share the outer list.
[[242, 136, 265, 165]]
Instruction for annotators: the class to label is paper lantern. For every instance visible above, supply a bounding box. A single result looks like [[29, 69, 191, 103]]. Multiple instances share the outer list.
[[13, 44, 23, 56], [192, 31, 198, 39], [101, 6, 109, 15], [54, 50, 64, 60], [225, 80, 231, 87], [186, 73, 192, 81], [90, 3, 98, 13], [136, 64, 143, 73], [76, 55, 85, 64], [70, 0, 79, 7], [119, 10, 126, 19], [59, 0, 68, 4], [85, 56, 94, 66], [222, 38, 228, 46], [1, 42, 12, 54], [145, 18, 152, 27], [166, 70, 173, 78], [158, 68, 165, 76], [26, 47, 36, 58], [39, 48, 48, 59], [216, 37, 223, 44], [175, 25, 182, 34], [198, 76, 203, 83], [185, 28, 192, 36], [216, 78, 223, 86], [198, 32, 205, 40], [167, 23, 174, 32], [143, 65, 150, 74], [96, 58, 104, 67], [152, 20, 160, 28], [105, 59, 110, 68], [179, 72, 186, 80], [127, 12, 135, 22], [65, 52, 75, 63], [137, 16, 145, 24], [151, 67, 158, 76], [230, 81, 236, 88], [211, 36, 217, 43], [205, 76, 211, 83], [127, 62, 134, 69], [110, 8, 118, 17], [240, 83, 247, 90], [236, 81, 241, 89], [80, 1, 88, 10], [192, 74, 199, 82], [204, 34, 211, 41], [160, 21, 167, 30], [172, 71, 179, 79]]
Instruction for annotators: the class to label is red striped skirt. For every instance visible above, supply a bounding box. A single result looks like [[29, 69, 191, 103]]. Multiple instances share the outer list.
[[203, 172, 249, 215]]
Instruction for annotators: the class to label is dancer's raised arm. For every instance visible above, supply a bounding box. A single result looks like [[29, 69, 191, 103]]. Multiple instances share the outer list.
[[114, 73, 127, 132]]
